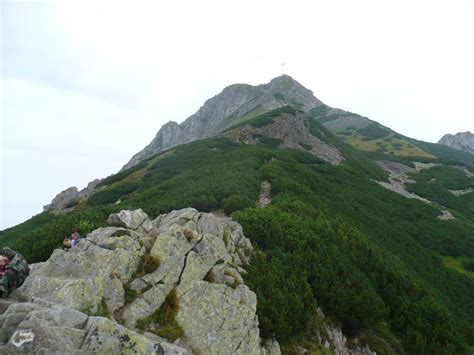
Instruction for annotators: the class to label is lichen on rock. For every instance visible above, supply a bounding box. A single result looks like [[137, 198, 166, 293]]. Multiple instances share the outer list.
[[2, 207, 274, 354]]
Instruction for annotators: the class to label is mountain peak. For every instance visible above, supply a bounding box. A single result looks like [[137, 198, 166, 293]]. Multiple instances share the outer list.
[[120, 76, 323, 171], [268, 73, 296, 83]]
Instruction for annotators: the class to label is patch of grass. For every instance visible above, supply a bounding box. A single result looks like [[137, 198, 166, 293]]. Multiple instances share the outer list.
[[249, 115, 275, 128], [88, 182, 139, 206], [157, 288, 180, 324], [96, 298, 111, 318], [259, 137, 283, 148], [96, 161, 148, 188], [223, 227, 230, 248], [345, 134, 433, 157], [229, 106, 298, 130], [136, 315, 153, 331], [156, 319, 184, 342], [316, 113, 341, 123], [183, 229, 196, 242], [443, 256, 474, 279], [124, 284, 141, 303], [134, 254, 160, 278], [307, 104, 330, 118], [300, 143, 313, 151], [359, 322, 405, 355], [357, 123, 390, 140], [136, 288, 184, 342], [204, 270, 216, 283], [64, 199, 79, 209], [290, 99, 304, 110]]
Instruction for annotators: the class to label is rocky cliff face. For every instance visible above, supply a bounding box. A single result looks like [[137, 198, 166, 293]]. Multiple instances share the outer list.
[[438, 131, 474, 154], [1, 208, 280, 354], [43, 179, 101, 213], [121, 75, 323, 171], [226, 111, 344, 165]]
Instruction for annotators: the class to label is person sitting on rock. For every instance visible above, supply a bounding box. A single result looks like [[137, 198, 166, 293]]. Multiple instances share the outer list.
[[0, 256, 8, 277], [63, 231, 82, 250], [0, 247, 30, 298]]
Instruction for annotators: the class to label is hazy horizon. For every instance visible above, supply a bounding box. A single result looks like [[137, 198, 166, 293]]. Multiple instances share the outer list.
[[2, 0, 473, 229]]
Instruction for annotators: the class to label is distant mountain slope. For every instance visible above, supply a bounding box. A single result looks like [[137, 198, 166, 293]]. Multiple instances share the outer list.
[[439, 131, 474, 154]]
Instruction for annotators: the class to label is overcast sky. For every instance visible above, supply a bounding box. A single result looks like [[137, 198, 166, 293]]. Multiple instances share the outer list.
[[1, 0, 473, 229]]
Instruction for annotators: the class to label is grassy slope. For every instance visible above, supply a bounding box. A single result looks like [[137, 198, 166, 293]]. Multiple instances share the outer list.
[[1, 110, 473, 353]]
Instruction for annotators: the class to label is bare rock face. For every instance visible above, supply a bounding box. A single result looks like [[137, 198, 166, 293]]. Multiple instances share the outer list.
[[43, 178, 100, 213], [0, 301, 189, 354], [228, 113, 344, 165], [42, 186, 79, 212], [3, 208, 272, 354], [314, 308, 376, 355], [438, 131, 474, 154], [121, 75, 323, 171]]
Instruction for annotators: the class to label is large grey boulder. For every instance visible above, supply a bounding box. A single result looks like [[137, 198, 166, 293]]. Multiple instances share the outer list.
[[176, 281, 260, 354], [0, 302, 88, 352], [107, 208, 153, 233], [0, 301, 190, 354], [16, 227, 143, 314], [81, 316, 190, 354], [4, 208, 277, 354]]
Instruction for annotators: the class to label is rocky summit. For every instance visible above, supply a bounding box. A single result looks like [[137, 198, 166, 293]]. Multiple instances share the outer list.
[[0, 208, 278, 354], [121, 75, 322, 171], [438, 131, 474, 154]]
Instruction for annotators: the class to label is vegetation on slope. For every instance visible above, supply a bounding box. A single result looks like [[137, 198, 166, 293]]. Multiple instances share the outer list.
[[1, 110, 473, 354]]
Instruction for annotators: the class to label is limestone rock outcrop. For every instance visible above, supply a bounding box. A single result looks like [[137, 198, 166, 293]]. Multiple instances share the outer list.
[[438, 131, 474, 154], [227, 112, 344, 165], [1, 208, 274, 354], [43, 178, 101, 213]]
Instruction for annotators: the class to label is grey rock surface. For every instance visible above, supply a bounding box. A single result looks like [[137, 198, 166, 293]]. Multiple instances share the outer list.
[[176, 281, 260, 354], [314, 308, 377, 355], [43, 178, 100, 213], [43, 186, 79, 212], [438, 131, 474, 154], [0, 300, 189, 354], [257, 180, 272, 208], [3, 208, 273, 354], [230, 113, 344, 165], [107, 208, 153, 233]]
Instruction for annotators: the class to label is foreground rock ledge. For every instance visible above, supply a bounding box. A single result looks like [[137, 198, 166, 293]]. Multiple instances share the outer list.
[[0, 208, 281, 355]]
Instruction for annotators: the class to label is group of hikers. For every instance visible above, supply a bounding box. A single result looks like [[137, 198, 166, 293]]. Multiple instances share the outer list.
[[0, 247, 30, 298], [63, 231, 82, 249], [0, 231, 82, 298]]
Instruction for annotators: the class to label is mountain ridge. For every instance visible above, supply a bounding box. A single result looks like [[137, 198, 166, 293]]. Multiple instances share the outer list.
[[3, 75, 474, 354]]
